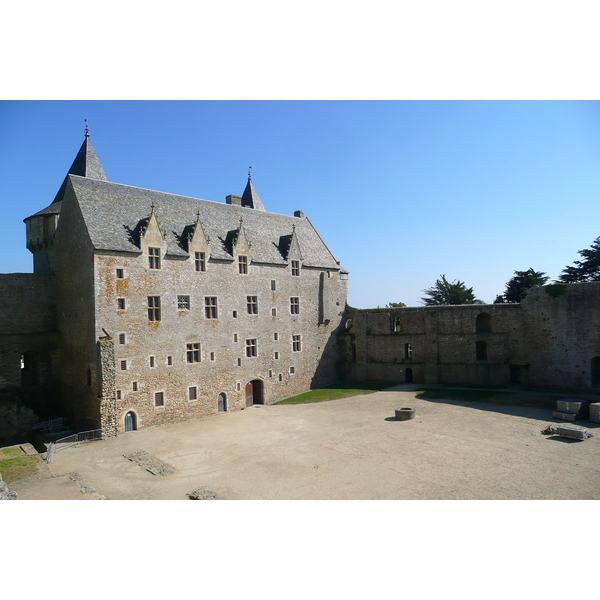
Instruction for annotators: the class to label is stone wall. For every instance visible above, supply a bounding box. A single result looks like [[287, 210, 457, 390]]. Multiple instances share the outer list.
[[340, 282, 600, 395]]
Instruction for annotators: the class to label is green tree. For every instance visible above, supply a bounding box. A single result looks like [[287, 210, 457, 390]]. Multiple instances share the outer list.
[[421, 275, 482, 306], [495, 268, 549, 303], [386, 302, 407, 308], [558, 236, 600, 283]]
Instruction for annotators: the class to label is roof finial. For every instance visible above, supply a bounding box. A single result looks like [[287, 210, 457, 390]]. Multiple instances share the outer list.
[[248, 166, 252, 181], [84, 118, 90, 139]]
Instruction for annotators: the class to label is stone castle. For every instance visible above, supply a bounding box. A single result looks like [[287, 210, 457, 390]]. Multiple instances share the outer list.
[[1, 133, 599, 440]]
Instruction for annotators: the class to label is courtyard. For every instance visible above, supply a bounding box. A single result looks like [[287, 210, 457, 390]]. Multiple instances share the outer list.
[[9, 384, 600, 500]]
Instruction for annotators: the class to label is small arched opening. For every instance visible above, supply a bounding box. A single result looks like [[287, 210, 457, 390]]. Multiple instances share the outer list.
[[245, 380, 264, 406], [476, 312, 492, 333], [476, 341, 488, 361], [218, 392, 227, 412], [124, 411, 137, 432], [591, 357, 600, 387]]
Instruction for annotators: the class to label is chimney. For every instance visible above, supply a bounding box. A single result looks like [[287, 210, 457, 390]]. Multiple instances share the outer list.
[[226, 195, 242, 206], [294, 210, 304, 218]]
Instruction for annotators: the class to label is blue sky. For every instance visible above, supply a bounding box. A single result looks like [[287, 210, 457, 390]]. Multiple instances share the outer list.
[[2, 100, 599, 307]]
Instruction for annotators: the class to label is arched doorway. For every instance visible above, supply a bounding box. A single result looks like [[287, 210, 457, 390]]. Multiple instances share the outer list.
[[245, 380, 264, 406], [405, 368, 413, 383], [218, 392, 227, 412], [476, 313, 492, 333], [592, 357, 600, 387], [124, 411, 137, 432]]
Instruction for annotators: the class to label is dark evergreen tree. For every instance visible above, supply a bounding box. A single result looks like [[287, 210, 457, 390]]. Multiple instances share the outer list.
[[558, 236, 600, 282], [496, 268, 549, 303], [421, 275, 482, 305], [386, 302, 407, 308]]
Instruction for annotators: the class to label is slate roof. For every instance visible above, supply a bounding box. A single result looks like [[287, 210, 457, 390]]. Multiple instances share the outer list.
[[26, 137, 108, 220], [240, 177, 265, 210], [66, 176, 343, 270]]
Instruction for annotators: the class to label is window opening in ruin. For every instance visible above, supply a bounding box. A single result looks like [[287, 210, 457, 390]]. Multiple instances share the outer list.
[[124, 411, 136, 432], [247, 296, 258, 314], [404, 343, 412, 359], [178, 295, 190, 310], [132, 381, 138, 391], [119, 333, 126, 345], [592, 357, 600, 387], [290, 297, 300, 314], [149, 247, 161, 269], [218, 393, 227, 412], [476, 313, 492, 333], [148, 296, 161, 321], [476, 341, 487, 361], [189, 386, 197, 401], [195, 252, 206, 272], [238, 255, 248, 274], [271, 280, 276, 291], [117, 298, 126, 310], [154, 392, 164, 407], [116, 268, 124, 278], [394, 316, 401, 332], [291, 260, 300, 276], [246, 339, 257, 358], [187, 343, 200, 363], [292, 334, 302, 352], [86, 367, 92, 386], [205, 296, 218, 319]]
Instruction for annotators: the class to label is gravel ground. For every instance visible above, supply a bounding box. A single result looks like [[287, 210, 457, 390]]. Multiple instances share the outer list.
[[10, 385, 600, 500]]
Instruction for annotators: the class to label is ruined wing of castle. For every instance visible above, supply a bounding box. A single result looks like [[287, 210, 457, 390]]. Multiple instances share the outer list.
[[1, 135, 599, 436]]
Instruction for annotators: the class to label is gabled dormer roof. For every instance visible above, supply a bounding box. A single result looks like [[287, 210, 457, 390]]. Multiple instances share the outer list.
[[240, 175, 265, 211]]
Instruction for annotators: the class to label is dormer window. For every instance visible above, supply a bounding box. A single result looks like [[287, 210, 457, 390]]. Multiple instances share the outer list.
[[149, 247, 161, 269], [291, 260, 300, 276], [238, 255, 248, 274]]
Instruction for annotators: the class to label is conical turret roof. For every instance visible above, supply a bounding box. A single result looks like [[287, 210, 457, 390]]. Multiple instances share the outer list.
[[240, 175, 265, 211]]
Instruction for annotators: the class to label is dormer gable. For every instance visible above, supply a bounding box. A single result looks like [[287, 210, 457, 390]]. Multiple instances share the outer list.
[[187, 212, 211, 255], [287, 225, 303, 262], [232, 219, 252, 259], [140, 205, 167, 267]]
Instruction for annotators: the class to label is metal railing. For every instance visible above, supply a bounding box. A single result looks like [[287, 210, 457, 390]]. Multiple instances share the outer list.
[[45, 429, 103, 463]]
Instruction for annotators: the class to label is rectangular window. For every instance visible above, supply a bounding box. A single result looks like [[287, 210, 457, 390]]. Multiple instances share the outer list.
[[237, 358, 242, 366], [195, 252, 206, 272], [154, 392, 164, 407], [274, 351, 279, 360], [233, 310, 238, 318], [132, 381, 138, 392], [148, 247, 161, 269], [269, 370, 273, 378], [148, 296, 161, 321], [167, 356, 173, 366], [189, 386, 197, 401], [187, 343, 200, 363], [289, 366, 295, 374], [292, 334, 302, 352], [118, 333, 126, 345], [405, 343, 413, 359], [205, 297, 218, 319], [278, 374, 283, 382], [247, 295, 258, 315], [290, 297, 300, 314], [272, 307, 277, 317], [120, 360, 127, 371], [210, 352, 215, 361], [116, 268, 124, 279], [117, 298, 126, 310], [291, 260, 300, 276], [234, 333, 238, 343], [178, 295, 190, 310], [246, 339, 257, 358], [149, 356, 155, 368], [238, 255, 248, 274], [236, 382, 241, 391], [274, 332, 278, 341], [271, 280, 276, 291], [116, 390, 121, 400]]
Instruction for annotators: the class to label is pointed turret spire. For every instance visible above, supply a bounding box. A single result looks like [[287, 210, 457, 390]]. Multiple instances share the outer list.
[[241, 170, 265, 211], [66, 124, 108, 181]]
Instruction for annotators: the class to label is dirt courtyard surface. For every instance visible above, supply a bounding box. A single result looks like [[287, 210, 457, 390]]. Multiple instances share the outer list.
[[11, 385, 600, 500]]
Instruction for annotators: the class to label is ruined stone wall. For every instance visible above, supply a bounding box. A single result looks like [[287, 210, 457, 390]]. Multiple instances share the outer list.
[[0, 274, 58, 389], [93, 249, 347, 433], [340, 283, 600, 395]]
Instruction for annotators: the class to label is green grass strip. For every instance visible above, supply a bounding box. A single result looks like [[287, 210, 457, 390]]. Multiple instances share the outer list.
[[0, 447, 22, 458], [274, 381, 394, 405], [0, 456, 39, 483]]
